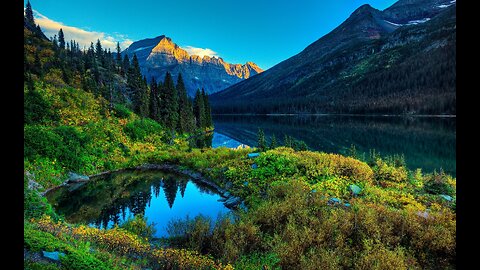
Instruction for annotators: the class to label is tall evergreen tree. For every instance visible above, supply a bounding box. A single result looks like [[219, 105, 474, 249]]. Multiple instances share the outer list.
[[149, 77, 161, 122], [33, 51, 42, 76], [25, 1, 35, 27], [128, 54, 149, 117], [270, 134, 277, 149], [201, 89, 213, 128], [193, 89, 205, 129], [58, 28, 65, 49], [122, 54, 130, 77], [116, 42, 122, 73], [176, 74, 194, 133], [257, 129, 266, 151], [52, 35, 58, 51], [95, 39, 104, 64], [160, 72, 179, 130]]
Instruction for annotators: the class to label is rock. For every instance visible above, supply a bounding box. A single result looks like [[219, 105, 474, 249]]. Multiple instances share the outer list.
[[66, 172, 89, 183], [28, 179, 43, 191], [439, 194, 453, 201], [238, 202, 248, 211], [349, 184, 362, 195], [251, 163, 258, 169], [416, 210, 430, 219], [248, 153, 260, 158], [223, 191, 231, 197], [224, 181, 233, 190], [224, 196, 241, 208], [42, 251, 65, 262], [328, 198, 342, 205]]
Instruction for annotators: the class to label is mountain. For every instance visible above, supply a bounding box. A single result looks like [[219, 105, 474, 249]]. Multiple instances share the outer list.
[[121, 36, 263, 96], [210, 0, 456, 115]]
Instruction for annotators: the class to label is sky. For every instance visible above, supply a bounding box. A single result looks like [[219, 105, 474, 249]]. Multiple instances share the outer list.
[[25, 0, 398, 70]]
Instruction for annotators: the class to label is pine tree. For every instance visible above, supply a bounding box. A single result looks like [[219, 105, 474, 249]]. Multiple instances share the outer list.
[[284, 134, 292, 148], [128, 54, 149, 117], [176, 74, 194, 133], [257, 129, 266, 151], [270, 134, 277, 149], [58, 29, 65, 49], [122, 54, 130, 77], [202, 89, 213, 128], [33, 51, 42, 76], [160, 72, 179, 130], [25, 0, 35, 27], [116, 42, 122, 73], [52, 35, 58, 51], [193, 89, 205, 129], [149, 77, 161, 122], [95, 39, 104, 65]]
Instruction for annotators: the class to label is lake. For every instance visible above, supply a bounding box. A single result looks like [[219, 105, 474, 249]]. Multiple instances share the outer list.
[[212, 114, 456, 176], [46, 169, 230, 238]]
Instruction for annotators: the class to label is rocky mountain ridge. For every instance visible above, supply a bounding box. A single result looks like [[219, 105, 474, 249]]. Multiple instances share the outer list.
[[122, 35, 262, 96]]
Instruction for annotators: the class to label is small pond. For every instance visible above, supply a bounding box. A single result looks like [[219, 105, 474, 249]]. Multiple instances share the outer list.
[[46, 169, 231, 238]]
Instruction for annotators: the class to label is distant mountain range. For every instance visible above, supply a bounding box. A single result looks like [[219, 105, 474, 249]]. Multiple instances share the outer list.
[[121, 35, 263, 96], [210, 0, 456, 115]]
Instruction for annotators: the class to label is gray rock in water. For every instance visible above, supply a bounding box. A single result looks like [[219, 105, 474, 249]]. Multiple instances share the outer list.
[[67, 172, 89, 183], [224, 196, 241, 208], [42, 251, 65, 261]]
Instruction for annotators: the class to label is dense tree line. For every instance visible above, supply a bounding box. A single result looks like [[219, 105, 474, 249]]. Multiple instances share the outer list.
[[211, 8, 456, 116], [24, 1, 212, 134]]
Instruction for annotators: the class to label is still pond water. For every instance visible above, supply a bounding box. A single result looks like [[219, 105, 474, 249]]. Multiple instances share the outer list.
[[46, 170, 230, 238], [212, 114, 456, 176]]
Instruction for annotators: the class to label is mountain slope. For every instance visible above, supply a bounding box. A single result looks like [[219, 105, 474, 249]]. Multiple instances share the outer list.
[[210, 0, 455, 114], [122, 36, 263, 96]]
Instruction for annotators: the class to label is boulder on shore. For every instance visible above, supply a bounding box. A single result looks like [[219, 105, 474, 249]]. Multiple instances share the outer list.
[[66, 172, 90, 183]]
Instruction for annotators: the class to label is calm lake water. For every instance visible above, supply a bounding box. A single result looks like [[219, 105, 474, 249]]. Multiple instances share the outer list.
[[212, 114, 456, 176], [46, 170, 230, 238]]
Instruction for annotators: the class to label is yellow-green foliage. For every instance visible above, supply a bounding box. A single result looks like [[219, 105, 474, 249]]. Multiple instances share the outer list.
[[373, 158, 408, 185], [30, 216, 233, 270], [205, 179, 455, 269], [43, 84, 104, 126]]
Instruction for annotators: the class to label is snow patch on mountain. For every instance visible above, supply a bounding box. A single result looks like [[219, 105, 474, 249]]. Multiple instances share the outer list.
[[407, 18, 431, 25], [134, 45, 155, 52]]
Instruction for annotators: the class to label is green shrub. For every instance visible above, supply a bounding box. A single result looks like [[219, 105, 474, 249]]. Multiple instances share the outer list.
[[24, 222, 67, 252], [24, 261, 61, 270], [52, 126, 91, 171], [24, 125, 92, 172], [24, 125, 63, 160], [60, 246, 112, 270], [112, 103, 132, 119], [124, 118, 164, 141], [167, 215, 213, 253], [119, 214, 156, 241], [24, 187, 57, 219], [423, 170, 455, 196], [24, 89, 59, 125], [234, 252, 281, 270]]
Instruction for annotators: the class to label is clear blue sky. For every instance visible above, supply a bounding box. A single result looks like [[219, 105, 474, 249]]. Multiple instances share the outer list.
[[25, 0, 398, 70]]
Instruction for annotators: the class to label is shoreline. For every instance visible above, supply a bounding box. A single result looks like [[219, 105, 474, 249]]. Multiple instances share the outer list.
[[212, 113, 456, 118]]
